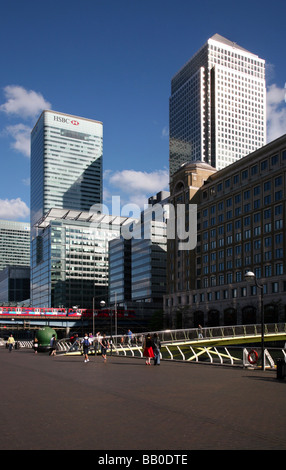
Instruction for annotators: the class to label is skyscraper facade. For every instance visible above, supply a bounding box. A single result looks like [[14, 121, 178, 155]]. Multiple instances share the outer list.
[[31, 208, 131, 308], [109, 237, 132, 305], [108, 192, 169, 322], [169, 34, 266, 177], [0, 220, 30, 270], [31, 110, 103, 230], [165, 134, 286, 329]]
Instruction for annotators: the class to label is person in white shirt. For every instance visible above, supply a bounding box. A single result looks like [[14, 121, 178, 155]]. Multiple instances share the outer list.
[[81, 333, 92, 363], [95, 331, 102, 355]]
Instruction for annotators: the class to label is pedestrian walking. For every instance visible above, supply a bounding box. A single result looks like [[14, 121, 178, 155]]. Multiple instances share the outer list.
[[143, 333, 154, 365], [95, 331, 102, 355], [33, 337, 39, 354], [152, 333, 161, 365], [7, 334, 15, 352], [127, 329, 133, 345], [81, 333, 92, 362], [100, 333, 110, 362], [49, 334, 57, 356], [71, 334, 79, 351]]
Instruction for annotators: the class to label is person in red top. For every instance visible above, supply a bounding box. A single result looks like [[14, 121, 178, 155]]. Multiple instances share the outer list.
[[143, 333, 154, 365]]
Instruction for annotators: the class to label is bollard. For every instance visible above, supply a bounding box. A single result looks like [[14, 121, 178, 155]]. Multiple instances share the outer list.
[[276, 358, 286, 380]]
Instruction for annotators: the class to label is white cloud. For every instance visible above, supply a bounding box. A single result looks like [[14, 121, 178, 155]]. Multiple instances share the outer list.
[[266, 83, 286, 142], [108, 169, 169, 194], [0, 198, 29, 220], [161, 126, 169, 138], [104, 168, 169, 212], [0, 85, 52, 158], [5, 123, 31, 157], [22, 177, 30, 186], [0, 85, 51, 119]]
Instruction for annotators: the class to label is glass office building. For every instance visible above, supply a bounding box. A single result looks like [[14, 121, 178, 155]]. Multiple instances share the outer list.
[[0, 220, 30, 271], [31, 110, 103, 232], [108, 220, 167, 321], [0, 266, 30, 303], [108, 196, 168, 319], [131, 220, 167, 304], [31, 208, 133, 308], [169, 34, 266, 176], [109, 237, 131, 305]]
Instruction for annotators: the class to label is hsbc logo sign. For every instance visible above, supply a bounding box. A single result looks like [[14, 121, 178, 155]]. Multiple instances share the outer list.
[[54, 115, 80, 126]]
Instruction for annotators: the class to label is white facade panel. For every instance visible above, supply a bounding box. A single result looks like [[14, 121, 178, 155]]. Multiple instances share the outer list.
[[169, 34, 266, 177]]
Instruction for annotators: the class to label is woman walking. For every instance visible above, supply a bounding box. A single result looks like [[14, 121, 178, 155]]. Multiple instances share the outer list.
[[143, 333, 154, 365], [33, 337, 39, 354], [49, 334, 57, 356], [100, 333, 110, 362], [152, 333, 161, 365]]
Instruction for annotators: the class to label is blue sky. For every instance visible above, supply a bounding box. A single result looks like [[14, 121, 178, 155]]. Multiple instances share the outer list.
[[0, 0, 286, 222]]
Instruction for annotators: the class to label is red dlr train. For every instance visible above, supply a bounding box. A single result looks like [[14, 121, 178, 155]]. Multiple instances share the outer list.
[[0, 306, 135, 319]]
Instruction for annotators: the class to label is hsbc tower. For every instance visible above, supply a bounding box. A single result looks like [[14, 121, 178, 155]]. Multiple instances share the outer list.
[[31, 110, 103, 229]]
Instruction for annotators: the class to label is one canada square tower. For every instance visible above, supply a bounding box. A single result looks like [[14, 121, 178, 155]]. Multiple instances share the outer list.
[[169, 34, 266, 177]]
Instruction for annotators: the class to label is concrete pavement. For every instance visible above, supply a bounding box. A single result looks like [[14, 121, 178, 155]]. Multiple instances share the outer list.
[[0, 348, 285, 450]]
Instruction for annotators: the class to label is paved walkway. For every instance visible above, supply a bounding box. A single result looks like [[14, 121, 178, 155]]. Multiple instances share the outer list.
[[0, 348, 285, 450]]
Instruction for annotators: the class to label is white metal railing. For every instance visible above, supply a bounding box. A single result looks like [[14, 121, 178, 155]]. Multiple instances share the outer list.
[[111, 322, 286, 344], [2, 324, 285, 368], [58, 322, 286, 353], [102, 323, 286, 368]]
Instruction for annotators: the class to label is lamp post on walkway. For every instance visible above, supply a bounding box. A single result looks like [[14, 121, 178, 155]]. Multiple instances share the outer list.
[[92, 297, 95, 337], [100, 300, 107, 333], [245, 271, 264, 370]]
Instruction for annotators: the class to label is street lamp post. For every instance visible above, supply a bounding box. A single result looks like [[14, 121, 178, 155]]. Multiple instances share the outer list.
[[114, 292, 117, 341], [92, 297, 95, 337], [100, 299, 106, 335], [245, 271, 264, 370]]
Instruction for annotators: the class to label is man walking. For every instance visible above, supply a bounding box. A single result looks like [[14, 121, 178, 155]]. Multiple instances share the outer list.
[[81, 333, 92, 363], [127, 329, 133, 345], [7, 334, 15, 352]]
